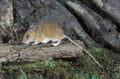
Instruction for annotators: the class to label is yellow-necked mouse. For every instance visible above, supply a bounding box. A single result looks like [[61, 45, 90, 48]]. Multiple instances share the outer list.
[[21, 22, 103, 68]]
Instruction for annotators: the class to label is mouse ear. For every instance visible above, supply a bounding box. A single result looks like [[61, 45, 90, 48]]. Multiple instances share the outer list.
[[29, 23, 37, 32]]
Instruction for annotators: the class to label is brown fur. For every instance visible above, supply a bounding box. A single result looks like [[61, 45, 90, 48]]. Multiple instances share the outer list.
[[36, 22, 64, 40]]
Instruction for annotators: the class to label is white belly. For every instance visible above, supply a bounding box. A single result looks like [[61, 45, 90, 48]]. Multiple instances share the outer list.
[[41, 38, 60, 43], [41, 38, 51, 43]]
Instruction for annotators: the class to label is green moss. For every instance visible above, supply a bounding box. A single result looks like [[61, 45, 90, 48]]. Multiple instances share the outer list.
[[87, 47, 115, 66], [0, 47, 119, 79], [114, 64, 120, 79], [81, 47, 120, 79], [0, 60, 101, 79]]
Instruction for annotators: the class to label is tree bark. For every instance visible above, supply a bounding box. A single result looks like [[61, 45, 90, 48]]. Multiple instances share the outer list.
[[0, 0, 13, 35], [66, 1, 120, 54], [91, 0, 120, 25]]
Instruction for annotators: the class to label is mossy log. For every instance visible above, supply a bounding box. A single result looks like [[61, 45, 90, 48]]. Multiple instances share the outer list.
[[0, 40, 84, 63]]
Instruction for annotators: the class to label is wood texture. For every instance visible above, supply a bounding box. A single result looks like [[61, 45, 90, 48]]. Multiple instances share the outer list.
[[0, 40, 84, 63]]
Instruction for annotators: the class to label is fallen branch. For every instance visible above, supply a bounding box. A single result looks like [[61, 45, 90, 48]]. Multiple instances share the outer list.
[[0, 40, 84, 63]]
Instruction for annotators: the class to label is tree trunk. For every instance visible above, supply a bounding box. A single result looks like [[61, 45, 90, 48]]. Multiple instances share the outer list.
[[66, 1, 120, 54], [0, 0, 13, 42]]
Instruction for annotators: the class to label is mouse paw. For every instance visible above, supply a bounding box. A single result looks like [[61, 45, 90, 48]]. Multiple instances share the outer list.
[[32, 42, 39, 45], [52, 41, 61, 46]]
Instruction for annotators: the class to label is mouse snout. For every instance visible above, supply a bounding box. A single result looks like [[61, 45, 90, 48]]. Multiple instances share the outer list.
[[21, 40, 35, 45]]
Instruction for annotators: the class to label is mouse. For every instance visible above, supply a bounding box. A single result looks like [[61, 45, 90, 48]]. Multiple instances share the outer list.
[[21, 22, 103, 68]]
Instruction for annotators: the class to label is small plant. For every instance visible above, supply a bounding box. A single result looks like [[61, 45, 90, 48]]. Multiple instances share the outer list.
[[114, 64, 120, 79], [44, 61, 56, 69]]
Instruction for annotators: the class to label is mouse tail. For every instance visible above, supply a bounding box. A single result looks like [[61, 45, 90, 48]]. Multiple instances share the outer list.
[[64, 35, 82, 49], [64, 35, 103, 68]]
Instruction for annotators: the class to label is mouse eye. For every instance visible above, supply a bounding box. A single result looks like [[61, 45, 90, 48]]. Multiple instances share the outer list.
[[26, 35, 29, 38]]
